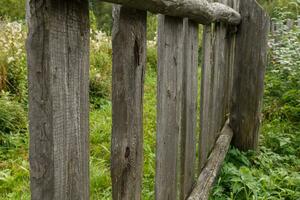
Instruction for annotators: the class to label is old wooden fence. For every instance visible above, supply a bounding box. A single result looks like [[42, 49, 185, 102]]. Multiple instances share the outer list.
[[26, 0, 269, 199]]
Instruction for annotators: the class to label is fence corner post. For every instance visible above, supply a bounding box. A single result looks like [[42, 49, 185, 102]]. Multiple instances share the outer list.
[[230, 0, 270, 151]]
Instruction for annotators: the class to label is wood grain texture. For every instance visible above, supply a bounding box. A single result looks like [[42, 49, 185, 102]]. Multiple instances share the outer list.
[[26, 0, 90, 199], [156, 15, 184, 200], [199, 22, 215, 171], [188, 121, 233, 200], [180, 18, 199, 200], [111, 5, 147, 200], [230, 0, 269, 151], [199, 0, 237, 171], [102, 0, 241, 25], [225, 0, 239, 112]]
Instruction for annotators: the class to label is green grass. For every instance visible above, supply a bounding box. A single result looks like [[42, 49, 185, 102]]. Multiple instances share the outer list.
[[2, 65, 299, 200], [0, 67, 158, 200]]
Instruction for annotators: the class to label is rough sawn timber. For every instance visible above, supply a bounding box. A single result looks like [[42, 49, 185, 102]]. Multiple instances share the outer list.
[[180, 18, 199, 200], [199, 0, 236, 171], [26, 0, 90, 199], [156, 14, 184, 200], [102, 0, 241, 25], [111, 5, 147, 200], [188, 121, 233, 200], [230, 0, 270, 151]]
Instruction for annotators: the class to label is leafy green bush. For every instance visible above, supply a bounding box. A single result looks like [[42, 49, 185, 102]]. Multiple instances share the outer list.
[[258, 0, 299, 19], [89, 1, 113, 34], [264, 20, 300, 123], [147, 43, 157, 72], [89, 30, 112, 108], [0, 21, 27, 102], [0, 0, 25, 20], [212, 146, 300, 200], [147, 14, 158, 40], [0, 93, 27, 135]]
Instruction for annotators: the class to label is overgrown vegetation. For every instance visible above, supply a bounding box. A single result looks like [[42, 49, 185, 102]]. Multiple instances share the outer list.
[[211, 17, 300, 200], [0, 1, 300, 200]]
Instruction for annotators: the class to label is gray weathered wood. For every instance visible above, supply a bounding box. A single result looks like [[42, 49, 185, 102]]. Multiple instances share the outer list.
[[101, 0, 241, 25], [156, 15, 184, 200], [225, 0, 238, 115], [180, 18, 199, 200], [199, 23, 215, 171], [199, 0, 237, 171], [210, 9, 228, 149], [230, 0, 269, 151], [111, 5, 147, 200], [188, 121, 233, 200], [26, 0, 90, 199]]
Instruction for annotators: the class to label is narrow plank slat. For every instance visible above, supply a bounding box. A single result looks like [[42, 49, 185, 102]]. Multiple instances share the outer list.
[[230, 0, 270, 151], [211, 19, 227, 144], [111, 6, 147, 200], [225, 0, 239, 113], [199, 23, 215, 171], [156, 15, 184, 200], [27, 0, 90, 199], [199, 0, 235, 171], [180, 18, 199, 200]]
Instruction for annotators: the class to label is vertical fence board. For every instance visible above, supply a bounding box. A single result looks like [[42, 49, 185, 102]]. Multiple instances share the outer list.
[[180, 18, 199, 200], [225, 0, 238, 113], [211, 19, 227, 142], [27, 0, 90, 199], [199, 23, 214, 170], [156, 15, 183, 200], [230, 0, 269, 151], [111, 6, 147, 200], [199, 0, 236, 171]]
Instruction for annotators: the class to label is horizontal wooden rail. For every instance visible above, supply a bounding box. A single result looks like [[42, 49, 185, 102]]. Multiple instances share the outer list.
[[188, 121, 233, 200], [101, 0, 241, 25]]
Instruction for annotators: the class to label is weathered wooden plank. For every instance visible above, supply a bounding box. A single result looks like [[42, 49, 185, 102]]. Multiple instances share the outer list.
[[211, 16, 228, 146], [188, 121, 233, 200], [26, 0, 90, 199], [199, 0, 236, 171], [102, 0, 241, 25], [156, 15, 184, 200], [180, 18, 199, 200], [211, 0, 238, 148], [225, 0, 238, 112], [230, 0, 269, 151], [111, 5, 147, 200], [199, 22, 215, 171]]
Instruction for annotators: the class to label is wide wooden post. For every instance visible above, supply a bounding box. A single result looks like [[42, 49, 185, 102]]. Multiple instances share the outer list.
[[26, 0, 90, 199], [230, 0, 269, 151], [111, 5, 147, 200]]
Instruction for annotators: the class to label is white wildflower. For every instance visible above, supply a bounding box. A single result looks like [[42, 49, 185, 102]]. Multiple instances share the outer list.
[[7, 57, 15, 64]]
